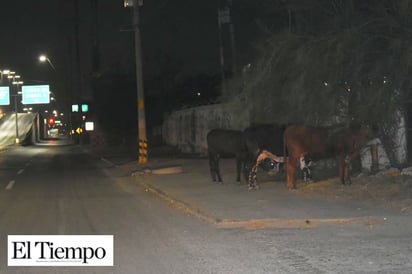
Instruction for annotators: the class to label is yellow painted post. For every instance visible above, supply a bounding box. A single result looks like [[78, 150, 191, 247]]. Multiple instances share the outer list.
[[132, 0, 148, 165], [138, 139, 148, 164]]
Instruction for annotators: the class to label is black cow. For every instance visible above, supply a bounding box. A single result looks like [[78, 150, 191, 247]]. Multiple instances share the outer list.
[[247, 149, 285, 190], [207, 128, 244, 183], [242, 124, 286, 188]]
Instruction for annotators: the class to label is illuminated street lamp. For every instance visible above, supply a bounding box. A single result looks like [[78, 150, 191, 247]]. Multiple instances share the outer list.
[[38, 54, 56, 70], [0, 69, 10, 84], [38, 54, 73, 140]]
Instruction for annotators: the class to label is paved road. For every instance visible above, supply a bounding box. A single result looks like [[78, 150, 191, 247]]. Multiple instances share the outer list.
[[0, 143, 411, 273]]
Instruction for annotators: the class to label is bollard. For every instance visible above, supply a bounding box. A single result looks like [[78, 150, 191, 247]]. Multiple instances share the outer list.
[[138, 139, 148, 164]]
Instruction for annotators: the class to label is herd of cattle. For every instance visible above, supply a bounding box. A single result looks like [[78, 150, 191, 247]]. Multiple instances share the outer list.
[[206, 123, 373, 190]]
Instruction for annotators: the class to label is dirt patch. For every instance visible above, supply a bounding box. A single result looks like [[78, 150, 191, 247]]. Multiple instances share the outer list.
[[295, 172, 412, 213]]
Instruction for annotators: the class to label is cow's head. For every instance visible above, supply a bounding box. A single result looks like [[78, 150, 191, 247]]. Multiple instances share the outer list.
[[299, 155, 313, 182], [260, 157, 280, 172]]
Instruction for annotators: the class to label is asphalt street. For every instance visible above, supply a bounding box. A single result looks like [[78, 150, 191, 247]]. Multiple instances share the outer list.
[[0, 141, 411, 273]]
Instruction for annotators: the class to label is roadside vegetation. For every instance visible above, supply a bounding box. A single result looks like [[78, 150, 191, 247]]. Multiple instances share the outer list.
[[222, 0, 412, 166]]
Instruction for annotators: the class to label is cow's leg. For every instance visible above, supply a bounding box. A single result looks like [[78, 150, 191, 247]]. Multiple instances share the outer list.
[[209, 153, 223, 183], [242, 152, 253, 181], [208, 153, 218, 182], [344, 155, 352, 185], [287, 157, 298, 189], [338, 155, 345, 184], [235, 153, 242, 183], [215, 154, 223, 183], [338, 155, 351, 185], [302, 167, 311, 182], [248, 163, 259, 190], [299, 155, 312, 183], [305, 157, 313, 182]]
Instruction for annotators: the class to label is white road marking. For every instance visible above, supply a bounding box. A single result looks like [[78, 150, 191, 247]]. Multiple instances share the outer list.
[[17, 169, 24, 175], [6, 180, 15, 190]]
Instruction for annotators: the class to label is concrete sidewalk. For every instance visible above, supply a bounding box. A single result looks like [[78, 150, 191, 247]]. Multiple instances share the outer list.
[[112, 156, 394, 229]]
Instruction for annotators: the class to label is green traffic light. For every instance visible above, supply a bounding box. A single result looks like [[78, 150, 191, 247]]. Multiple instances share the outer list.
[[81, 104, 88, 112]]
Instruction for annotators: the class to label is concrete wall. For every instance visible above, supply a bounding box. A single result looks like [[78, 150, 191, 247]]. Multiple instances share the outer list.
[[162, 104, 249, 154], [360, 110, 408, 171], [0, 113, 37, 147], [162, 104, 408, 171], [360, 139, 392, 172]]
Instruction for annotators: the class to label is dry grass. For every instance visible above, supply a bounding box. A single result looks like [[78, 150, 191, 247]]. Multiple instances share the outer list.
[[295, 173, 412, 213]]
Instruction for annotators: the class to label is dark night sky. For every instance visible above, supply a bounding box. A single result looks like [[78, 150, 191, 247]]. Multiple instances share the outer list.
[[141, 2, 220, 74], [0, 1, 131, 108], [0, 1, 223, 105], [0, 1, 62, 79], [0, 0, 275, 122]]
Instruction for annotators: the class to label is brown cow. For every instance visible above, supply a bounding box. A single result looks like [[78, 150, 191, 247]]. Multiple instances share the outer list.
[[283, 124, 373, 189]]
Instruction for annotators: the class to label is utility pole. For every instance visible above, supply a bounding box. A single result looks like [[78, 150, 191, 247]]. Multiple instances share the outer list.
[[227, 0, 237, 76], [73, 0, 82, 101], [125, 0, 148, 164], [217, 1, 226, 93], [217, 0, 237, 91]]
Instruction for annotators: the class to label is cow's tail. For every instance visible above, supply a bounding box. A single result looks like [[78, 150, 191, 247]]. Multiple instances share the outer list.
[[283, 130, 287, 172]]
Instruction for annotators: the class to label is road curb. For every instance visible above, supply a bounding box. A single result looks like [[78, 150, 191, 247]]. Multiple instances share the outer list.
[[131, 165, 183, 175], [139, 179, 222, 225], [138, 178, 385, 230]]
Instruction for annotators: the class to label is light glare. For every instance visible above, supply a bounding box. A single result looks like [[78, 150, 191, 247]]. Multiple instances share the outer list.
[[39, 55, 47, 62]]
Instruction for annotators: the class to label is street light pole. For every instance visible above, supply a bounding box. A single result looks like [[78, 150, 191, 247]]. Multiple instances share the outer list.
[[11, 78, 23, 145], [14, 89, 19, 144], [39, 54, 73, 140]]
